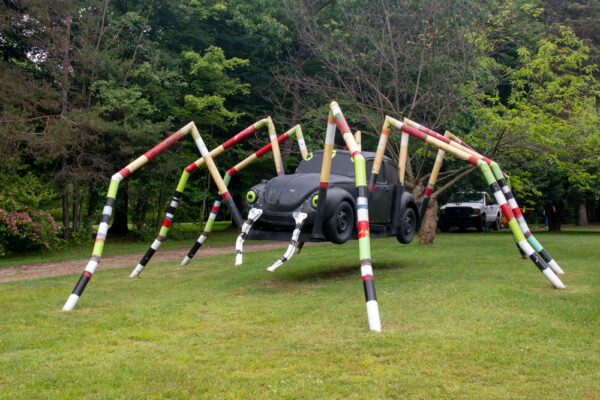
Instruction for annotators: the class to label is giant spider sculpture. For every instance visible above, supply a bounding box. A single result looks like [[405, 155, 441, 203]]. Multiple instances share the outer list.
[[63, 102, 565, 332]]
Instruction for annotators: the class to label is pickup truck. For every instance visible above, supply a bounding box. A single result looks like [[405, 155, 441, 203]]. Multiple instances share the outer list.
[[438, 191, 502, 232]]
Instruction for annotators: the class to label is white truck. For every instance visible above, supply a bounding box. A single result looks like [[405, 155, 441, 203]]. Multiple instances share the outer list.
[[438, 191, 502, 232]]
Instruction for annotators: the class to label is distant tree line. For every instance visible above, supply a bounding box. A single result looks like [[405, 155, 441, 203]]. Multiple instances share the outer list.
[[1, 0, 598, 253]]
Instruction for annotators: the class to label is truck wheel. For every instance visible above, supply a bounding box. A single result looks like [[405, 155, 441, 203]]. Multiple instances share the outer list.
[[396, 208, 417, 244], [439, 223, 450, 233], [492, 214, 501, 230], [477, 214, 487, 232], [324, 201, 354, 244]]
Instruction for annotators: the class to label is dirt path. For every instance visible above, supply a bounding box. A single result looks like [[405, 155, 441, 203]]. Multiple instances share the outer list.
[[0, 241, 318, 283]]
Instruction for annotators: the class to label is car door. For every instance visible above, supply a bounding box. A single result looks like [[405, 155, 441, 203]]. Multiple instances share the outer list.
[[367, 159, 395, 224], [484, 193, 495, 222]]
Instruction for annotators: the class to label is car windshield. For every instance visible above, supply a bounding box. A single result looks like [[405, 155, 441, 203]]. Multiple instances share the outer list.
[[449, 192, 484, 203], [295, 151, 355, 178]]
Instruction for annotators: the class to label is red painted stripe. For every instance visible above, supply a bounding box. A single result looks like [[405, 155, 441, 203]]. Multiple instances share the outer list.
[[425, 187, 433, 197], [162, 219, 171, 228], [358, 220, 369, 231], [382, 128, 390, 135], [335, 115, 352, 134], [512, 207, 523, 219], [467, 156, 479, 166], [362, 274, 374, 282], [358, 230, 369, 239], [211, 206, 220, 213], [481, 157, 492, 164], [401, 125, 428, 142], [369, 183, 376, 192], [144, 132, 184, 160], [327, 116, 335, 124], [118, 167, 131, 178], [185, 163, 199, 173], [352, 151, 361, 159], [222, 191, 231, 201], [83, 271, 92, 278], [320, 182, 328, 189], [227, 167, 237, 176], [222, 125, 256, 150], [500, 203, 513, 220]]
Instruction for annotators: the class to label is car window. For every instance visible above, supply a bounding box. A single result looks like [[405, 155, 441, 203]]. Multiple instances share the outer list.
[[365, 160, 386, 184], [295, 151, 355, 177], [449, 192, 485, 203]]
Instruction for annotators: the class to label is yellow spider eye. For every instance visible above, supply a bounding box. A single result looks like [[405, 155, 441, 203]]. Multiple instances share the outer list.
[[311, 194, 319, 208], [246, 190, 257, 203]]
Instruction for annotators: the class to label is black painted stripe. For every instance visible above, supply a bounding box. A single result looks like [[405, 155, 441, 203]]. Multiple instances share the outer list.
[[173, 191, 182, 201], [539, 249, 552, 263], [524, 231, 532, 238], [363, 279, 377, 302], [140, 248, 156, 265], [167, 206, 176, 215], [503, 190, 514, 200], [236, 250, 242, 255], [225, 197, 243, 229], [490, 182, 501, 193], [72, 274, 90, 296], [357, 185, 368, 198], [360, 259, 371, 266], [368, 173, 377, 188], [187, 241, 203, 258], [498, 178, 508, 188], [100, 214, 111, 224], [419, 197, 430, 221], [105, 197, 115, 207], [529, 252, 548, 272]]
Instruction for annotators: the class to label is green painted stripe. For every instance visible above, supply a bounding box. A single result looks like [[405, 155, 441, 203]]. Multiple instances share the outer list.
[[204, 217, 216, 232], [92, 240, 104, 257], [159, 226, 169, 237], [358, 237, 371, 260], [223, 173, 232, 187], [508, 219, 526, 242], [107, 179, 119, 199], [478, 160, 496, 184], [527, 235, 543, 252], [489, 162, 503, 180], [354, 155, 367, 186], [176, 171, 190, 192]]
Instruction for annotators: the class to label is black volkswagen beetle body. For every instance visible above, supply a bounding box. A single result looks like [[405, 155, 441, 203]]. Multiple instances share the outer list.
[[244, 150, 420, 245]]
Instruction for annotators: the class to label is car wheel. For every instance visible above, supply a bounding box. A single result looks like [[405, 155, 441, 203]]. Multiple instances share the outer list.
[[439, 224, 450, 233], [492, 214, 501, 230], [477, 214, 487, 232], [324, 201, 354, 244], [396, 207, 417, 244]]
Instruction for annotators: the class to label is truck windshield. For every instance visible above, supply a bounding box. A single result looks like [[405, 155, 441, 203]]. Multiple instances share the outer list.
[[449, 192, 484, 203]]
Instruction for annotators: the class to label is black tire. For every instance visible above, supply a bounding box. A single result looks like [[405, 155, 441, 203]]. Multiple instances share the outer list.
[[397, 207, 417, 244], [492, 214, 501, 230], [477, 214, 487, 232], [324, 201, 354, 244], [439, 223, 450, 233]]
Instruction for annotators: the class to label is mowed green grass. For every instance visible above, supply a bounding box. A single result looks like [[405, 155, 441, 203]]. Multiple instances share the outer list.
[[1, 230, 599, 399]]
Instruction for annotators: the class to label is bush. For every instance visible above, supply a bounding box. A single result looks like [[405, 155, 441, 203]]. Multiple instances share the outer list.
[[0, 199, 61, 255]]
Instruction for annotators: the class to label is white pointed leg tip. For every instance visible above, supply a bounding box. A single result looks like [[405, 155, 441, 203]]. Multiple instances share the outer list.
[[129, 265, 143, 278], [266, 266, 276, 272], [549, 260, 565, 275], [235, 255, 243, 266], [180, 256, 191, 267], [62, 294, 79, 311], [543, 268, 566, 289]]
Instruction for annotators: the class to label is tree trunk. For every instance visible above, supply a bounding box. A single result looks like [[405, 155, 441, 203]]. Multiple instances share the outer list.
[[418, 198, 438, 245], [61, 9, 71, 115], [62, 187, 71, 241], [108, 181, 129, 235], [87, 187, 99, 239], [156, 173, 166, 232], [72, 181, 79, 233], [576, 204, 589, 226], [78, 190, 85, 232]]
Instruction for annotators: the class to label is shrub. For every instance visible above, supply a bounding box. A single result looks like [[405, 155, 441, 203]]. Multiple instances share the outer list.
[[0, 199, 61, 255]]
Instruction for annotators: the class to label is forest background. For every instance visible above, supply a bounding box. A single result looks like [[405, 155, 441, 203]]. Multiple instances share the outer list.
[[1, 0, 598, 255]]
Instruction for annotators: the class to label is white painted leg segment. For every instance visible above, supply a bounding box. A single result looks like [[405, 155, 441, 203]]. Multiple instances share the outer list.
[[130, 264, 144, 278], [62, 294, 80, 311], [366, 300, 382, 332], [181, 256, 191, 267], [267, 212, 307, 272], [235, 208, 263, 266], [548, 259, 565, 275], [543, 268, 566, 289]]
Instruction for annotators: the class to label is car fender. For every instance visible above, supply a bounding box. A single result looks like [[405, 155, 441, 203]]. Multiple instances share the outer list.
[[394, 189, 420, 231], [323, 188, 356, 220]]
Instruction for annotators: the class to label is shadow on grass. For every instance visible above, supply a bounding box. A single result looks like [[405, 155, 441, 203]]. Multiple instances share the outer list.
[[274, 261, 409, 285]]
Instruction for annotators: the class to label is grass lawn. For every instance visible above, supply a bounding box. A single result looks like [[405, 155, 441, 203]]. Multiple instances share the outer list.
[[1, 229, 599, 399]]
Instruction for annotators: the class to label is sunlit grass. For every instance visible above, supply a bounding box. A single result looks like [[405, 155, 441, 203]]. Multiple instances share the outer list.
[[1, 230, 599, 399]]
